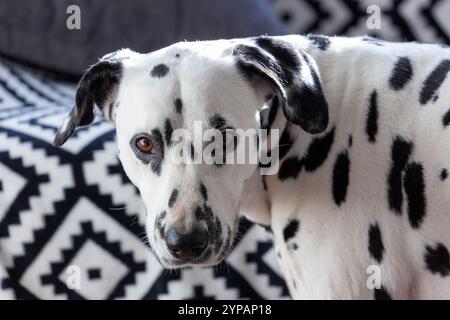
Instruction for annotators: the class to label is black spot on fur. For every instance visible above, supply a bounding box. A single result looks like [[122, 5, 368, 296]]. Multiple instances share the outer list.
[[387, 136, 413, 214], [209, 114, 227, 130], [425, 243, 450, 277], [368, 223, 384, 263], [214, 218, 223, 250], [199, 182, 208, 202], [174, 98, 183, 114], [308, 35, 331, 51], [443, 109, 450, 127], [232, 134, 238, 151], [168, 188, 179, 208], [217, 227, 232, 261], [332, 150, 350, 206], [420, 59, 450, 105], [348, 135, 353, 148], [403, 162, 427, 229], [198, 205, 214, 223], [366, 90, 379, 143], [278, 127, 335, 180], [194, 206, 205, 220], [151, 64, 169, 78], [374, 286, 392, 300], [441, 169, 448, 181], [389, 57, 413, 91], [278, 125, 294, 160], [203, 206, 220, 252], [209, 114, 236, 166], [152, 129, 165, 175], [164, 118, 173, 146], [256, 133, 260, 151], [283, 219, 300, 242], [303, 127, 335, 172], [189, 143, 195, 162], [278, 157, 303, 181]]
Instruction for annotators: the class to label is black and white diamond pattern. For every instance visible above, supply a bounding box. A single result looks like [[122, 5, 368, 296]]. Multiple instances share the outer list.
[[272, 0, 450, 44], [0, 59, 288, 300]]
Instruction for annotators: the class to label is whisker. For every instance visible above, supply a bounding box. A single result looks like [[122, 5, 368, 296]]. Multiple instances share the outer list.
[[108, 200, 145, 211]]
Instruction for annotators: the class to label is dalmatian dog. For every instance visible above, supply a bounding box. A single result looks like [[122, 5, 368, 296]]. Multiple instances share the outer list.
[[53, 34, 450, 299]]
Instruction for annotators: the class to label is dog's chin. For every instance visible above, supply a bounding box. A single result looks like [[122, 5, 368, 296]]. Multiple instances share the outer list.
[[158, 244, 233, 269], [160, 256, 227, 269]]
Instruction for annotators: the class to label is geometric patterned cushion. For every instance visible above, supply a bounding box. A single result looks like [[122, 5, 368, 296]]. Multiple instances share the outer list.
[[0, 59, 288, 299], [272, 0, 450, 44]]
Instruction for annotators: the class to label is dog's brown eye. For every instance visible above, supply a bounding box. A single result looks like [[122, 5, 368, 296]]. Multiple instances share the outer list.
[[136, 137, 154, 154]]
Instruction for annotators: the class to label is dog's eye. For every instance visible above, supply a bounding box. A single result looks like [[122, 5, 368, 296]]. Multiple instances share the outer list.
[[136, 137, 154, 154]]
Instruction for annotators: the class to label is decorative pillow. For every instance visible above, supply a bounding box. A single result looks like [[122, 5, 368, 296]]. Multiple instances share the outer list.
[[273, 0, 450, 44], [0, 0, 286, 76]]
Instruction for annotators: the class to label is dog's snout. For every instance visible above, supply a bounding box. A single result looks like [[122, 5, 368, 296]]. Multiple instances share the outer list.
[[165, 225, 208, 260]]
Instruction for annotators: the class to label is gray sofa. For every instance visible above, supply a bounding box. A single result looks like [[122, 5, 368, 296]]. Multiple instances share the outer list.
[[0, 0, 285, 76]]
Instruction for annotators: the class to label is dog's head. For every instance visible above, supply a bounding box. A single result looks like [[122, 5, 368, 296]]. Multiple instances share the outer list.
[[53, 36, 328, 268]]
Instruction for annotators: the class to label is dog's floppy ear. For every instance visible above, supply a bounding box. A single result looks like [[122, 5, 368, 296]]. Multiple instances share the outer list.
[[53, 58, 123, 146], [233, 36, 328, 134]]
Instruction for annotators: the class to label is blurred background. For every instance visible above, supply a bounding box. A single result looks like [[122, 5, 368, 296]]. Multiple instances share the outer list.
[[0, 0, 449, 300]]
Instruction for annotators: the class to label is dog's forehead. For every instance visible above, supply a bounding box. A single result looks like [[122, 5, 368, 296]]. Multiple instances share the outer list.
[[120, 40, 236, 88], [115, 40, 252, 134]]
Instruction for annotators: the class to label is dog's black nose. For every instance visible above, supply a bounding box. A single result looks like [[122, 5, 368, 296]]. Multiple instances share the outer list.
[[166, 226, 208, 260]]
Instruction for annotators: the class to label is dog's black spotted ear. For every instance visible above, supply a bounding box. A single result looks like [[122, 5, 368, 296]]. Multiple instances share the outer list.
[[53, 58, 123, 147], [233, 36, 328, 134]]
